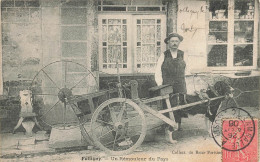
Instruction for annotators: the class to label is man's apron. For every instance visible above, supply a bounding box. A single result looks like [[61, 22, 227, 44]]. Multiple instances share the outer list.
[[161, 49, 187, 123]]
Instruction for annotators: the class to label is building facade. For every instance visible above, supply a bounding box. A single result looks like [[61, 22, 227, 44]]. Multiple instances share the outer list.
[[0, 0, 259, 127]]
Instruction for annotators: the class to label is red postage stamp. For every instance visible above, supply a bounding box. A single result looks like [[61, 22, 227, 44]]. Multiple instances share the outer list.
[[211, 108, 258, 162], [222, 119, 258, 162]]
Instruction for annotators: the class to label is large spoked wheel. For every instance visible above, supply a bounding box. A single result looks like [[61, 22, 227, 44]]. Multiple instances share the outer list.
[[31, 60, 98, 130], [91, 98, 146, 155]]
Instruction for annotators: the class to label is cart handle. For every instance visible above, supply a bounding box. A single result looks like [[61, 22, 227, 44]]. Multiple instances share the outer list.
[[158, 95, 225, 114]]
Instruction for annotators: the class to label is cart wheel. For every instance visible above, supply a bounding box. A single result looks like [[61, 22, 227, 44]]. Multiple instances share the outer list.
[[91, 98, 146, 155]]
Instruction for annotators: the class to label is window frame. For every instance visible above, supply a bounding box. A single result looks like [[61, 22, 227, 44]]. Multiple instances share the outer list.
[[133, 15, 166, 73], [98, 14, 133, 74], [98, 14, 166, 74], [206, 0, 258, 71]]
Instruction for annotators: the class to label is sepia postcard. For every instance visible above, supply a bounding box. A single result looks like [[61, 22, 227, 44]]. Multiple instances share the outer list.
[[0, 0, 259, 161]]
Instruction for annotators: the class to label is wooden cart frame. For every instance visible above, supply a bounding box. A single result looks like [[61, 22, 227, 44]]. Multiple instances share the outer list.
[[30, 60, 229, 155]]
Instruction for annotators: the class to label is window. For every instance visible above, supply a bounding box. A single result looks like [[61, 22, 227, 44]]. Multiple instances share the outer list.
[[99, 15, 131, 74], [135, 16, 164, 73], [207, 0, 258, 70], [99, 15, 166, 74]]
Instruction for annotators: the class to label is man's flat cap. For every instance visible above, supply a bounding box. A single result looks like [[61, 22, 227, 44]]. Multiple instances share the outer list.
[[164, 33, 183, 44]]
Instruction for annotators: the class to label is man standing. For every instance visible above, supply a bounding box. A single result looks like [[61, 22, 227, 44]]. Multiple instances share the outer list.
[[155, 33, 187, 131]]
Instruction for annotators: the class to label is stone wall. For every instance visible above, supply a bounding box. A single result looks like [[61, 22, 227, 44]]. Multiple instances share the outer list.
[[1, 0, 99, 130], [1, 0, 258, 131], [1, 0, 98, 93], [1, 0, 41, 82]]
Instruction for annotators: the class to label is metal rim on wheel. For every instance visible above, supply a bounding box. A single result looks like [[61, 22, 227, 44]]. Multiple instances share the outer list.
[[31, 60, 98, 130], [91, 98, 146, 155]]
